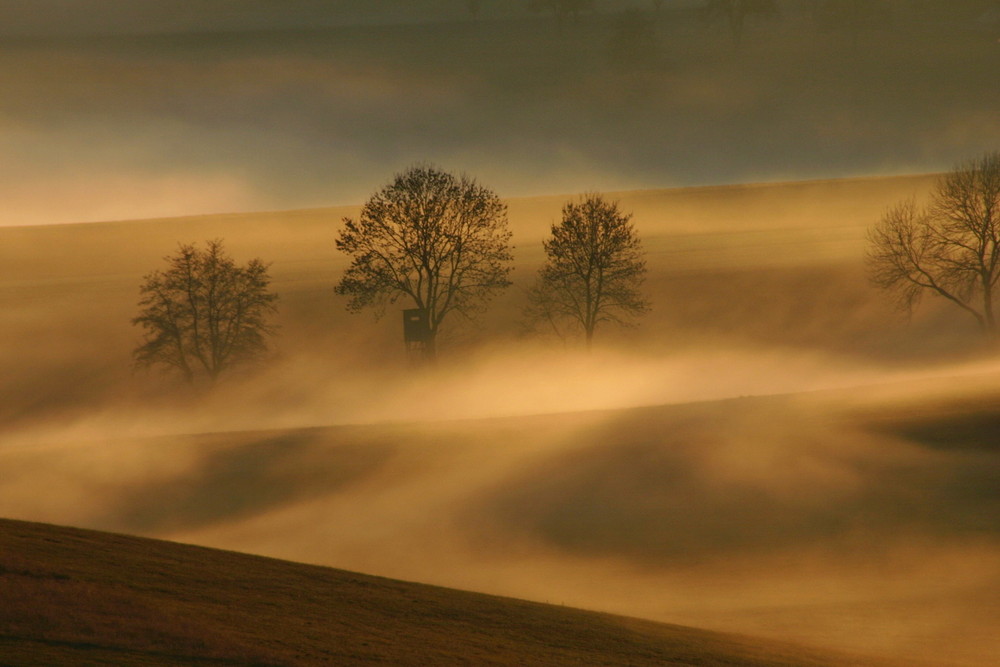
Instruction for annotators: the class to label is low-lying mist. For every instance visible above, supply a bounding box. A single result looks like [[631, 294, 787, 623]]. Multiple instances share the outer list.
[[1, 1, 998, 662], [2, 175, 999, 665], [2, 343, 998, 665]]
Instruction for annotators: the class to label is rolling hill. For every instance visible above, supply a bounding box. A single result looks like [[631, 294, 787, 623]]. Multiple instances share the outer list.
[[2, 0, 998, 660], [2, 174, 998, 665], [0, 173, 952, 428], [0, 517, 907, 666], [2, 381, 998, 665]]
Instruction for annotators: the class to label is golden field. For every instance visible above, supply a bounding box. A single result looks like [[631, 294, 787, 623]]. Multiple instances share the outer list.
[[2, 174, 999, 665]]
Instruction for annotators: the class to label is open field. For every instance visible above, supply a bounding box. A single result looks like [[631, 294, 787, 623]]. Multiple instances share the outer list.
[[2, 381, 998, 666], [2, 3, 998, 664], [2, 174, 1000, 665], [1, 517, 914, 666], [0, 172, 961, 429]]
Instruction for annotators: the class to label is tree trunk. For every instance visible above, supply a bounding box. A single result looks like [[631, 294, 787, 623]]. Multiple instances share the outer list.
[[983, 283, 997, 339], [424, 331, 438, 363]]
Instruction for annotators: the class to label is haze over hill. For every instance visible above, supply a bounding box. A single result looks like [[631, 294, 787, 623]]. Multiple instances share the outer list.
[[2, 371, 998, 665], [1, 174, 974, 432], [2, 1, 999, 664], [2, 173, 1000, 665]]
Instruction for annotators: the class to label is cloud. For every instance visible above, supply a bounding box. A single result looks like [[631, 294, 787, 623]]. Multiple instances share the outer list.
[[2, 12, 998, 226]]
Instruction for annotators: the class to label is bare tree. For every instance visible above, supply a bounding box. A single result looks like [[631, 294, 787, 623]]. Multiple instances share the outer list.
[[703, 0, 778, 48], [526, 194, 649, 347], [867, 152, 1000, 338], [132, 240, 278, 383], [335, 166, 513, 360]]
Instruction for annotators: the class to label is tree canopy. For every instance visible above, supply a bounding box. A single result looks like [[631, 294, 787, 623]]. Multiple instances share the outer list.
[[335, 166, 513, 359], [867, 152, 1000, 338], [132, 240, 278, 383], [526, 194, 649, 347]]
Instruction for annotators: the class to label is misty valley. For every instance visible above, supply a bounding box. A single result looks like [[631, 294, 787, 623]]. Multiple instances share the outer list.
[[1, 2, 999, 666]]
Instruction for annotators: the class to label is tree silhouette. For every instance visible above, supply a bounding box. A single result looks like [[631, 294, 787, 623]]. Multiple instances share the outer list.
[[132, 240, 278, 383], [526, 194, 649, 347], [867, 152, 1000, 338], [336, 166, 513, 360]]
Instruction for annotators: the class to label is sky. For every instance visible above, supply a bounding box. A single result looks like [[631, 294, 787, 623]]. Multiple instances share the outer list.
[[0, 0, 997, 225]]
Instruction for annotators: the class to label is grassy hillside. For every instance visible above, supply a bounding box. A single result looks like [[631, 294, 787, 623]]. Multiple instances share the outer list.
[[2, 381, 998, 665], [0, 518, 896, 667], [2, 3, 998, 663], [2, 175, 998, 665]]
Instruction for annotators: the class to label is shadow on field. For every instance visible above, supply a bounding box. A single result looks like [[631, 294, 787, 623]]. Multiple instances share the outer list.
[[879, 410, 1000, 452], [468, 398, 1000, 563], [107, 430, 395, 533]]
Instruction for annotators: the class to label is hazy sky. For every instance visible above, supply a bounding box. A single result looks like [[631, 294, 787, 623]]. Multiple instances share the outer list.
[[0, 0, 997, 225]]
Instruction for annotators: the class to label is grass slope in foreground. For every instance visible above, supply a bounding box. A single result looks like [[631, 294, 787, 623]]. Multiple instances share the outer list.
[[0, 518, 899, 667]]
